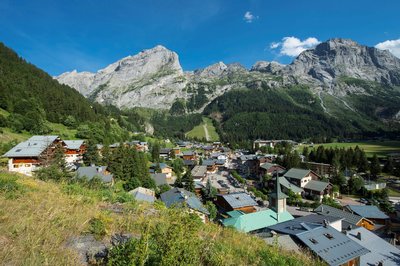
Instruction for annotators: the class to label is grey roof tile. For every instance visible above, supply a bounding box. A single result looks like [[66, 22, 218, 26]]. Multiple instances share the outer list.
[[314, 205, 363, 225], [296, 226, 370, 266], [220, 192, 257, 209], [3, 135, 60, 158], [345, 205, 389, 220]]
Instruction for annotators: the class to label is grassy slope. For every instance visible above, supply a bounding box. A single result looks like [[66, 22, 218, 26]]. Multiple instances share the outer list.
[[0, 172, 320, 265], [186, 117, 220, 142], [300, 141, 400, 157], [0, 107, 82, 143]]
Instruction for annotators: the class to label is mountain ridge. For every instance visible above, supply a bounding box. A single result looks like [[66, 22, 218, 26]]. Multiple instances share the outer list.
[[55, 38, 400, 111]]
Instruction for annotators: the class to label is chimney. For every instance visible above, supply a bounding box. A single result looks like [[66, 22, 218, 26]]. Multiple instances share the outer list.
[[323, 219, 329, 228], [357, 232, 362, 240], [347, 225, 352, 230]]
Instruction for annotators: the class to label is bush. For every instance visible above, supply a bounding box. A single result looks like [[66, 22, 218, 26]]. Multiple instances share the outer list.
[[88, 216, 110, 240], [0, 173, 26, 198]]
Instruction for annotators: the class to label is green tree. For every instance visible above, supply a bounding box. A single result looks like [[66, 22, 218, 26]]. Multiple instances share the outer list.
[[369, 154, 381, 178], [172, 158, 184, 176], [151, 141, 160, 162], [357, 152, 369, 172], [383, 158, 394, 174], [63, 115, 77, 128], [84, 141, 100, 166], [348, 176, 364, 194], [202, 178, 217, 200], [205, 201, 217, 221], [182, 170, 195, 192]]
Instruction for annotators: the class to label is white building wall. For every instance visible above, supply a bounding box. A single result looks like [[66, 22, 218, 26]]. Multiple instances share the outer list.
[[8, 159, 37, 176]]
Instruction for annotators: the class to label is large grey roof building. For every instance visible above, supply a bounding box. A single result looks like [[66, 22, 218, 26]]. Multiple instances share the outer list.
[[296, 226, 370, 266], [3, 135, 61, 158]]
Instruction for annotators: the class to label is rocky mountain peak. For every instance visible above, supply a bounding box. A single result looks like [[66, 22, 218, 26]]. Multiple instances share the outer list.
[[283, 38, 400, 89], [194, 61, 228, 78], [251, 61, 284, 74]]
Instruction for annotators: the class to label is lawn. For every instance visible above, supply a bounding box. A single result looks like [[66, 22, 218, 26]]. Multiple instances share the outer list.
[[300, 141, 400, 157], [186, 117, 219, 142]]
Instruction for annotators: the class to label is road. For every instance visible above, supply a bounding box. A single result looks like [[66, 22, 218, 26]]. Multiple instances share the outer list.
[[203, 124, 210, 142]]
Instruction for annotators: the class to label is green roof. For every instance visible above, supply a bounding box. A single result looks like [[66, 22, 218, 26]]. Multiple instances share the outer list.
[[226, 210, 245, 218], [279, 177, 304, 194], [284, 168, 311, 180], [222, 209, 294, 233], [303, 180, 330, 192]]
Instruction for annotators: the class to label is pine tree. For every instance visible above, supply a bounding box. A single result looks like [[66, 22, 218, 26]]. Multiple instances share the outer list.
[[151, 141, 160, 162], [182, 170, 195, 192], [369, 154, 381, 178], [84, 141, 100, 166], [203, 178, 217, 200]]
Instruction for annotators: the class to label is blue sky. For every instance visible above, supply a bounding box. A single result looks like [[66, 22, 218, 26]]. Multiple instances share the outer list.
[[1, 0, 399, 76]]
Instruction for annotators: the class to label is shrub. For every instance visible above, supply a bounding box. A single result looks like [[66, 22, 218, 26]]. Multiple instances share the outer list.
[[88, 215, 111, 240], [0, 173, 25, 198]]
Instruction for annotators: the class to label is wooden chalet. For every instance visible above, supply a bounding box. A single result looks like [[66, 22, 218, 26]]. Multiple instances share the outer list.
[[64, 140, 86, 164], [3, 135, 66, 176]]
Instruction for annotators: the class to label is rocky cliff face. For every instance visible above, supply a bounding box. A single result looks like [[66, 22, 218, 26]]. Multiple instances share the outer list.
[[279, 38, 400, 94], [56, 39, 400, 113], [251, 61, 284, 74], [56, 45, 188, 109]]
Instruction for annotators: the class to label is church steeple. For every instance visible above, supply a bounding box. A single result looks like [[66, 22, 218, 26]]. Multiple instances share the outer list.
[[269, 170, 288, 221]]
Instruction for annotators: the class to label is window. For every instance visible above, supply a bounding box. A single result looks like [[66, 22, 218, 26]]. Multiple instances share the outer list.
[[25, 164, 31, 167], [309, 238, 318, 244], [13, 164, 19, 168], [323, 233, 334, 239]]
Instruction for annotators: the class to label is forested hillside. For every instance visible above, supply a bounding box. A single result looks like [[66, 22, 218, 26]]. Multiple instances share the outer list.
[[204, 85, 400, 146], [0, 43, 137, 143]]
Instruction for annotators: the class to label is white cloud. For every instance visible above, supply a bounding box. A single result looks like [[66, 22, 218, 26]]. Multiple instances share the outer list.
[[243, 11, 257, 23], [270, 36, 321, 57], [375, 39, 400, 58], [270, 42, 280, 49]]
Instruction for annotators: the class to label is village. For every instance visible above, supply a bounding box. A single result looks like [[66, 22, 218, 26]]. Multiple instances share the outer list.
[[2, 135, 400, 266]]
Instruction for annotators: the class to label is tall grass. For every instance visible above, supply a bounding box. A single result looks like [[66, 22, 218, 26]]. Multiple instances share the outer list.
[[0, 172, 322, 265]]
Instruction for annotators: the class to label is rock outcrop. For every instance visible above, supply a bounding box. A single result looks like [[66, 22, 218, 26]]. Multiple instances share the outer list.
[[280, 38, 400, 94], [56, 39, 400, 113]]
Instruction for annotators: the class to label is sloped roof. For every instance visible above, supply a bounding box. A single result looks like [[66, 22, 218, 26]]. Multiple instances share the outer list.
[[202, 159, 216, 166], [345, 205, 389, 220], [64, 140, 85, 150], [3, 135, 60, 158], [182, 150, 195, 156], [347, 227, 400, 266], [239, 155, 257, 161], [296, 226, 370, 266], [304, 180, 330, 192], [129, 187, 155, 203], [150, 173, 168, 186], [314, 205, 363, 226], [222, 209, 294, 233], [76, 166, 113, 183], [260, 162, 275, 170], [150, 163, 171, 169], [183, 160, 197, 166], [160, 188, 209, 215], [284, 168, 311, 180], [191, 165, 207, 177], [160, 148, 171, 154], [279, 177, 304, 194], [268, 214, 342, 235], [220, 193, 257, 209]]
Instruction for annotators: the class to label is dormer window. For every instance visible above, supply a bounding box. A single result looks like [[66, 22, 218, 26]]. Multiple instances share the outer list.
[[309, 238, 318, 244], [324, 233, 334, 240]]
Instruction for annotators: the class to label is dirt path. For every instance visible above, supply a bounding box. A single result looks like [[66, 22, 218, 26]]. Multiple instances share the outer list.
[[203, 124, 210, 141]]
